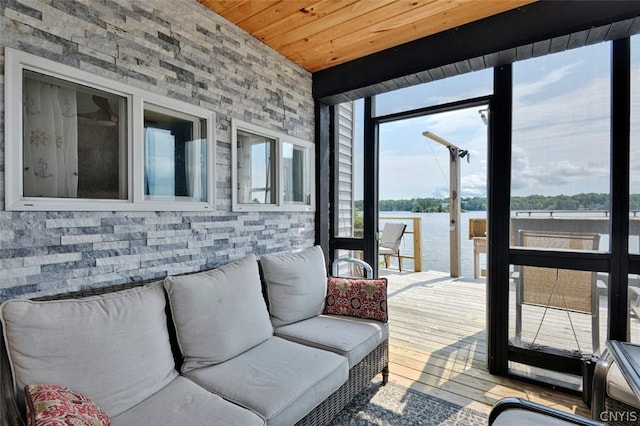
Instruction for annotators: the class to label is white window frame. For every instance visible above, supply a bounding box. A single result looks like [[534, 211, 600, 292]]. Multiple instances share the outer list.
[[231, 119, 315, 212], [4, 48, 216, 211]]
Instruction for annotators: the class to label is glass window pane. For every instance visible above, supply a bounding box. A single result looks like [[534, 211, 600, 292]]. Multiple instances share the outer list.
[[236, 129, 276, 205], [631, 35, 640, 254], [511, 43, 611, 251], [373, 69, 492, 117], [23, 70, 127, 199], [282, 142, 311, 206], [336, 100, 364, 237], [509, 264, 607, 356], [630, 274, 640, 344], [144, 104, 208, 202]]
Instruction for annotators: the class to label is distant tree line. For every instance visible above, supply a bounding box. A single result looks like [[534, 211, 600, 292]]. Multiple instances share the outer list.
[[354, 193, 640, 213]]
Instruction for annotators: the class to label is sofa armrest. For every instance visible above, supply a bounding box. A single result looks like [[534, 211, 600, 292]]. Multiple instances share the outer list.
[[592, 349, 612, 420], [1, 327, 25, 426], [490, 397, 604, 425]]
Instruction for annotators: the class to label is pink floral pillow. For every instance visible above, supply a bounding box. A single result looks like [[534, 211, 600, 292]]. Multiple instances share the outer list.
[[24, 384, 110, 426], [324, 276, 388, 322]]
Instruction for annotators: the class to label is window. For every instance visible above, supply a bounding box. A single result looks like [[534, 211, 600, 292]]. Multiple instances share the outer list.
[[231, 119, 314, 212], [144, 104, 208, 203], [5, 48, 215, 211]]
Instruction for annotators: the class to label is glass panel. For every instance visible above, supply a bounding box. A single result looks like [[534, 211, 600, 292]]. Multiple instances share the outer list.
[[144, 104, 207, 202], [509, 264, 607, 357], [23, 70, 127, 199], [631, 35, 640, 253], [630, 274, 640, 344], [511, 43, 611, 251], [373, 69, 492, 117], [336, 100, 364, 237], [282, 142, 311, 206], [236, 129, 276, 205], [378, 105, 488, 277], [508, 361, 582, 391]]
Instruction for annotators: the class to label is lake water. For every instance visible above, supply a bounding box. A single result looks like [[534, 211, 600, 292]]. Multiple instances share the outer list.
[[380, 211, 487, 278]]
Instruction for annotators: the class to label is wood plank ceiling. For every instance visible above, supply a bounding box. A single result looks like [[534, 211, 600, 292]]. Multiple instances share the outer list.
[[199, 0, 537, 73]]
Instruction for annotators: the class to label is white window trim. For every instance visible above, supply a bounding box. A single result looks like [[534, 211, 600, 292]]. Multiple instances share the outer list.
[[4, 48, 216, 211], [231, 119, 315, 212]]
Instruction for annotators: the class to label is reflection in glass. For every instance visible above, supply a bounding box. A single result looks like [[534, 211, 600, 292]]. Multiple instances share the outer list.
[[373, 69, 492, 117], [23, 70, 127, 199], [511, 43, 611, 251], [336, 101, 363, 237], [631, 35, 640, 253], [283, 142, 311, 205], [236, 130, 276, 204], [144, 104, 207, 202]]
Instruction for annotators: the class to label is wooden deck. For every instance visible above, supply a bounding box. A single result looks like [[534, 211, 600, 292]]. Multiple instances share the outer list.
[[381, 269, 593, 418]]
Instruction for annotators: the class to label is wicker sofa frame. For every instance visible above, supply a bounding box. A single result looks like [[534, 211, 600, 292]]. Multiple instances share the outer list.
[[0, 278, 389, 426], [591, 349, 640, 426]]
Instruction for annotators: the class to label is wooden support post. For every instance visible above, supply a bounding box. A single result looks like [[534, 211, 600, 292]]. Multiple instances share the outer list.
[[423, 131, 463, 278]]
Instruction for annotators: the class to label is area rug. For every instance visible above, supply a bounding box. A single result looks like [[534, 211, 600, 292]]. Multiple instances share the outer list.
[[329, 380, 488, 425]]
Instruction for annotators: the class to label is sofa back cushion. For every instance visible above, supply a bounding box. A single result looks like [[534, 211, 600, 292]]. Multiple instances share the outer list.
[[0, 282, 177, 418], [164, 254, 273, 372], [260, 245, 327, 327]]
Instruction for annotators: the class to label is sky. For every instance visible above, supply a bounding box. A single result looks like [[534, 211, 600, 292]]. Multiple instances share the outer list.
[[354, 37, 640, 201]]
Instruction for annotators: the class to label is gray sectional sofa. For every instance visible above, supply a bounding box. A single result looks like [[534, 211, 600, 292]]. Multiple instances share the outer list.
[[0, 246, 389, 425]]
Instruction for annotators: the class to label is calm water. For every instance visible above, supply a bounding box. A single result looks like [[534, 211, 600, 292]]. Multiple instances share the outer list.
[[380, 211, 486, 278]]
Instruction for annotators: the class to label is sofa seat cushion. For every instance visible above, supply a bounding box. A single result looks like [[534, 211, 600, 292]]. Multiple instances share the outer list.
[[111, 376, 265, 426], [274, 314, 389, 368], [0, 282, 177, 417], [260, 246, 327, 327], [164, 255, 273, 372], [185, 336, 348, 426], [607, 361, 640, 409]]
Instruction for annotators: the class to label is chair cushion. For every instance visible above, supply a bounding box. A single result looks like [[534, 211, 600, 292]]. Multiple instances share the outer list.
[[275, 314, 389, 367], [0, 283, 177, 417], [260, 245, 327, 327], [25, 384, 110, 426], [164, 254, 273, 372], [607, 361, 640, 409], [324, 276, 388, 322], [111, 376, 265, 426], [185, 336, 348, 426]]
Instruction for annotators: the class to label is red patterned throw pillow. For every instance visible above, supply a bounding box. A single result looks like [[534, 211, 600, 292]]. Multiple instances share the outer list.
[[24, 384, 110, 426], [324, 276, 388, 322]]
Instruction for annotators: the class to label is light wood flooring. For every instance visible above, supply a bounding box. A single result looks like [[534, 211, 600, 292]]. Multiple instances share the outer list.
[[381, 269, 593, 418]]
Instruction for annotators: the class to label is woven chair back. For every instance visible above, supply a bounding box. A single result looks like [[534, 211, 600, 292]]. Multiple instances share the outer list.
[[520, 231, 600, 314]]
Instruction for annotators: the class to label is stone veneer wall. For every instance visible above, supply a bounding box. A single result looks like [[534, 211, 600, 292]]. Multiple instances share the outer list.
[[0, 0, 315, 301]]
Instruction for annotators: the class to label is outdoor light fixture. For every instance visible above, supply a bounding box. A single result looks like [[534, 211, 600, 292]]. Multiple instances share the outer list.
[[478, 108, 489, 125]]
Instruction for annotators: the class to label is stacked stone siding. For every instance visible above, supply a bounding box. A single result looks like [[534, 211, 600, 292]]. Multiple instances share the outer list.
[[0, 0, 315, 300]]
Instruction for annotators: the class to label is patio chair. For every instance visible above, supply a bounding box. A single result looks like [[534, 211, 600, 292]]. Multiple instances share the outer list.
[[378, 222, 407, 271], [514, 230, 603, 355]]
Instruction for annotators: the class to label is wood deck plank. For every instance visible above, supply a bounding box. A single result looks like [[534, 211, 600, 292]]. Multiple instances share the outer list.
[[381, 269, 593, 419]]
